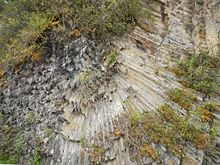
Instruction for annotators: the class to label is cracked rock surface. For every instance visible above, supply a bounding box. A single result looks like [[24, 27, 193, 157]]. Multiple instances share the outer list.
[[0, 0, 220, 165]]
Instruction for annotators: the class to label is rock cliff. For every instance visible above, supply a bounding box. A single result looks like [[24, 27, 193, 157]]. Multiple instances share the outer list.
[[0, 0, 220, 165]]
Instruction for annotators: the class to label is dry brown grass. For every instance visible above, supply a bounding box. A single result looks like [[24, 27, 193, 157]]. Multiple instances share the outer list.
[[167, 89, 197, 110]]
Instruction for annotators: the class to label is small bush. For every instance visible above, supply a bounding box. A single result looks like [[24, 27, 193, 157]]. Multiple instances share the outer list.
[[0, 10, 52, 68], [0, 0, 44, 51], [139, 143, 158, 161], [167, 89, 197, 110], [0, 113, 3, 120], [177, 52, 220, 99], [31, 147, 40, 165], [106, 50, 118, 65], [45, 0, 147, 39], [196, 0, 204, 5], [24, 112, 36, 125], [79, 69, 100, 84], [129, 112, 141, 127], [167, 66, 185, 77], [125, 105, 208, 157], [195, 102, 220, 122], [158, 104, 210, 149], [0, 0, 150, 72], [0, 125, 22, 164], [141, 112, 185, 157]]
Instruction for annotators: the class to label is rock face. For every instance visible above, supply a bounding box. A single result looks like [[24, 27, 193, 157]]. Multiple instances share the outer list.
[[0, 0, 220, 165]]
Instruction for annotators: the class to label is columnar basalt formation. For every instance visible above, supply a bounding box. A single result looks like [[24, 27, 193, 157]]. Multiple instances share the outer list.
[[0, 0, 220, 165]]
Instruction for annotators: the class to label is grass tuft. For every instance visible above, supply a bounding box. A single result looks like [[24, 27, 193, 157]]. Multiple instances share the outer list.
[[167, 89, 197, 110]]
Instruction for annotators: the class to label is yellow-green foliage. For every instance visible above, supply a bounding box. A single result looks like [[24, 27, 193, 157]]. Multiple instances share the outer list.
[[88, 145, 105, 164], [0, 0, 45, 51], [0, 11, 52, 69], [139, 112, 185, 157], [124, 104, 210, 158], [173, 52, 220, 98], [80, 70, 91, 82], [129, 112, 141, 127], [27, 12, 52, 31], [196, 0, 204, 5], [167, 89, 197, 110], [195, 102, 220, 122], [24, 112, 36, 125], [0, 113, 3, 120], [158, 104, 210, 150], [17, 11, 52, 43], [79, 69, 100, 83], [80, 138, 89, 148], [36, 0, 148, 39], [167, 66, 185, 77], [31, 147, 40, 165], [106, 50, 118, 65], [0, 0, 149, 73], [0, 125, 22, 164]]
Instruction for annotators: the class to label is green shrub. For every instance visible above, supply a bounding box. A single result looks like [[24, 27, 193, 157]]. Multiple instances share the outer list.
[[31, 147, 40, 165], [0, 112, 3, 120], [25, 112, 36, 125], [0, 10, 52, 68], [167, 89, 197, 110], [129, 112, 141, 127], [210, 126, 217, 137], [106, 50, 118, 65], [195, 101, 220, 122], [49, 0, 147, 39], [0, 0, 149, 71], [80, 70, 91, 82], [176, 52, 220, 99], [196, 0, 204, 5], [0, 125, 22, 164], [0, 1, 6, 11], [0, 0, 45, 51], [123, 104, 210, 158], [158, 104, 210, 150], [79, 69, 100, 83]]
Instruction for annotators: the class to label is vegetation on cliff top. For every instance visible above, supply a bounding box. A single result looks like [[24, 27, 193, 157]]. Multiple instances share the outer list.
[[0, 0, 149, 74]]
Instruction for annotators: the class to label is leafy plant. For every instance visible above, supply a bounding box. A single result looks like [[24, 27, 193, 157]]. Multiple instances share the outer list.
[[158, 104, 210, 150], [0, 10, 52, 70], [0, 0, 45, 51], [195, 101, 220, 122], [167, 89, 197, 110], [0, 112, 3, 120], [0, 0, 150, 73], [31, 147, 40, 165], [106, 50, 118, 65], [129, 112, 141, 127], [172, 52, 220, 99], [0, 125, 23, 164], [80, 137, 88, 148], [210, 126, 217, 137], [25, 112, 36, 125], [196, 0, 204, 5]]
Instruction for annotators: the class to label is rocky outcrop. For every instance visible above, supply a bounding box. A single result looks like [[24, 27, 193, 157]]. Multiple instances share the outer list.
[[0, 0, 220, 165]]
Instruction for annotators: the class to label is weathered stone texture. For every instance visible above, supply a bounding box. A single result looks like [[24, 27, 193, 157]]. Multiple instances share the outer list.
[[0, 0, 220, 165]]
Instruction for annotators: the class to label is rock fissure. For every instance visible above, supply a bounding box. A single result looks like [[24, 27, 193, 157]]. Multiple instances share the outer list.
[[0, 0, 220, 165]]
